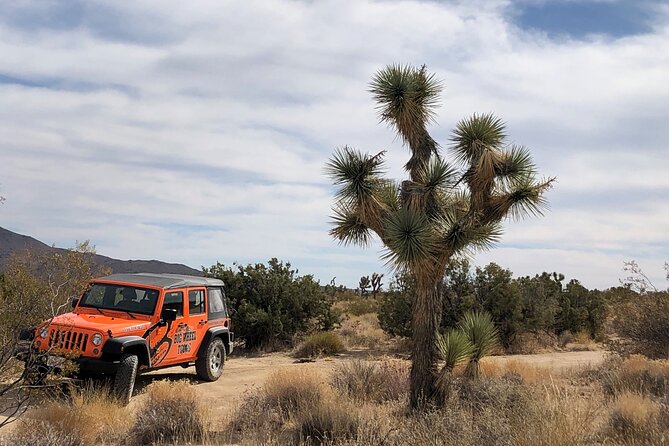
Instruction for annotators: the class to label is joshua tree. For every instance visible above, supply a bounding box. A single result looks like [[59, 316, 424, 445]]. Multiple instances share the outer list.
[[358, 275, 371, 296], [326, 64, 553, 408], [371, 273, 384, 298]]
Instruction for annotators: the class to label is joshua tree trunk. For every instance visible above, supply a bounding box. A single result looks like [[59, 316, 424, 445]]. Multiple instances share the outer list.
[[410, 277, 442, 408]]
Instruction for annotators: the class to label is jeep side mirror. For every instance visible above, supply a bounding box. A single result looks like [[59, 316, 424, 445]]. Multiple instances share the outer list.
[[71, 297, 79, 309], [162, 308, 177, 322]]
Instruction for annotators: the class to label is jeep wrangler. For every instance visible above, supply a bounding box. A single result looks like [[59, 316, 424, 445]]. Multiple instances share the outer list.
[[20, 273, 233, 403]]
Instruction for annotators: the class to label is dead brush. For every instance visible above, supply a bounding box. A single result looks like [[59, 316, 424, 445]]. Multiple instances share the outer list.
[[0, 421, 84, 446], [337, 314, 388, 349], [298, 399, 361, 445], [512, 384, 601, 446], [480, 358, 553, 384], [129, 380, 208, 445], [605, 391, 665, 443], [331, 359, 408, 403], [3, 383, 127, 446], [263, 367, 329, 416], [598, 355, 669, 398]]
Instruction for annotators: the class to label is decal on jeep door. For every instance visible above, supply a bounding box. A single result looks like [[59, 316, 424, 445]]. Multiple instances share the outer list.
[[173, 325, 196, 355], [149, 318, 174, 365]]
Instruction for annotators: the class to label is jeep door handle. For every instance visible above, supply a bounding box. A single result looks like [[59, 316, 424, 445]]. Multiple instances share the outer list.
[[198, 320, 206, 325]]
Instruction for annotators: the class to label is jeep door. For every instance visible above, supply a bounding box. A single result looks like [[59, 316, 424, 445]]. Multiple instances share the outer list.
[[148, 290, 186, 367], [178, 287, 207, 359]]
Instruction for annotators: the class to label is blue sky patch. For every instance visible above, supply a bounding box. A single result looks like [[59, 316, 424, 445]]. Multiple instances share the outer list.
[[515, 0, 655, 39]]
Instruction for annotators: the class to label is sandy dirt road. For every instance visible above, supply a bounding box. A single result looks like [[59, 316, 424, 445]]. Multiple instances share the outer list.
[[136, 349, 607, 414]]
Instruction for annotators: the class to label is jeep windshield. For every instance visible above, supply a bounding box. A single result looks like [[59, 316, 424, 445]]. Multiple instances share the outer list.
[[79, 283, 159, 316]]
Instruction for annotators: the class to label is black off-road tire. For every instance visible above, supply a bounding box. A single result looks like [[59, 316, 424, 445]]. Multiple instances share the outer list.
[[195, 338, 225, 381], [114, 354, 138, 405]]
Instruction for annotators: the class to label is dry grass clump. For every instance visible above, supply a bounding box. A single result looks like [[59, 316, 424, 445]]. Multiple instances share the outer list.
[[331, 359, 408, 403], [607, 392, 662, 440], [337, 314, 388, 349], [263, 368, 328, 415], [130, 380, 208, 445], [294, 332, 346, 358], [0, 421, 84, 446], [298, 399, 361, 445], [479, 358, 553, 384], [4, 385, 127, 446], [598, 355, 669, 398], [225, 368, 353, 445]]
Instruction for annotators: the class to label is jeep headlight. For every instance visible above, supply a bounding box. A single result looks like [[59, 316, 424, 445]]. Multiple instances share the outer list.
[[39, 327, 49, 339], [92, 333, 103, 346]]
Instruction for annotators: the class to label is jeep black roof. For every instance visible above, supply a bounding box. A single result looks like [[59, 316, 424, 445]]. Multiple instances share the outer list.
[[94, 273, 224, 290]]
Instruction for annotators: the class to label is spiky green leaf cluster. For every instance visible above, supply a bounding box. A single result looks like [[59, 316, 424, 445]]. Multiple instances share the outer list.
[[460, 311, 499, 379], [326, 64, 554, 278], [436, 329, 474, 371]]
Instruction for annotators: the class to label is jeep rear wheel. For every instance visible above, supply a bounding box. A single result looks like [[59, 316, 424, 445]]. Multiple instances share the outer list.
[[195, 338, 225, 381], [114, 354, 138, 405]]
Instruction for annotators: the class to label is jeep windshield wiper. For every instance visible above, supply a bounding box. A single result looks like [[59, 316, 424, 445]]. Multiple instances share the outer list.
[[92, 307, 108, 316], [119, 310, 137, 320]]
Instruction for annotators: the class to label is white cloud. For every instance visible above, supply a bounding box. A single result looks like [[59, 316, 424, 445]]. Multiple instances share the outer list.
[[0, 0, 667, 288]]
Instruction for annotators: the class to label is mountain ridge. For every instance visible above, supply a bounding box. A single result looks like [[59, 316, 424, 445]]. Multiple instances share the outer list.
[[0, 226, 202, 276]]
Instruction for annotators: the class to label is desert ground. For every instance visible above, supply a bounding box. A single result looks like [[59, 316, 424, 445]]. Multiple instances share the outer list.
[[137, 349, 606, 414]]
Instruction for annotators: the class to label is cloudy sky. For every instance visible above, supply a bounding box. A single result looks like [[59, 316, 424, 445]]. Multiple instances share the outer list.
[[1, 0, 667, 289]]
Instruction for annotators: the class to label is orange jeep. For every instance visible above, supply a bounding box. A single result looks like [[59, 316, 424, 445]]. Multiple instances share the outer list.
[[21, 273, 233, 403]]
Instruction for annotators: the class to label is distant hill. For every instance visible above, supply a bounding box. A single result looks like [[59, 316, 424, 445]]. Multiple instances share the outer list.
[[0, 227, 202, 276]]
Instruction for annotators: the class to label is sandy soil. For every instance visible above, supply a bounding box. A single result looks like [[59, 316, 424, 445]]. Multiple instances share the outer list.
[[136, 349, 607, 413]]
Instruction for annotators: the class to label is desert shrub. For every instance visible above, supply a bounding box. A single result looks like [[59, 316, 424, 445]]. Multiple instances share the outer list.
[[130, 380, 207, 445], [337, 314, 387, 349], [606, 391, 664, 443], [294, 332, 346, 358], [508, 331, 557, 354], [298, 399, 361, 445], [342, 297, 378, 316], [263, 368, 328, 415], [0, 421, 84, 446], [612, 292, 669, 359], [224, 368, 333, 445], [377, 277, 413, 338], [203, 258, 338, 349], [598, 355, 669, 398], [479, 359, 553, 384], [331, 359, 408, 403], [5, 385, 127, 446]]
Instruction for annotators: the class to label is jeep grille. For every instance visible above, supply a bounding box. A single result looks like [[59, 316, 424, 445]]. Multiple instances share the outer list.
[[48, 329, 89, 353]]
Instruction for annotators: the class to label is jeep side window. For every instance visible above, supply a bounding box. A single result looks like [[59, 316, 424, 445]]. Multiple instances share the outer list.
[[163, 291, 184, 317], [188, 289, 205, 315], [207, 287, 227, 320]]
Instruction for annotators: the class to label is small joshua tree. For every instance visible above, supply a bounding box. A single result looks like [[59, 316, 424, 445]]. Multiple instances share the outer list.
[[358, 276, 371, 296], [371, 273, 384, 298]]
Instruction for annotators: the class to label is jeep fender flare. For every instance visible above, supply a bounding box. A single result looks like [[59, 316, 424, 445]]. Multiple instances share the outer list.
[[102, 336, 152, 368], [197, 327, 234, 358]]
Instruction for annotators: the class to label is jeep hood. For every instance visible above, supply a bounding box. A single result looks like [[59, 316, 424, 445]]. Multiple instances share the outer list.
[[48, 313, 152, 336]]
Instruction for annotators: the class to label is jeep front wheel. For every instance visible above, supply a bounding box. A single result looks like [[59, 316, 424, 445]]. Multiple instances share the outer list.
[[195, 338, 225, 381], [114, 354, 138, 404]]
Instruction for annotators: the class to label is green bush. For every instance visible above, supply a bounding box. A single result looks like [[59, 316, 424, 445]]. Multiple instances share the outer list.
[[204, 258, 338, 349], [611, 292, 669, 359], [294, 332, 346, 358], [378, 261, 607, 349], [343, 297, 378, 316]]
